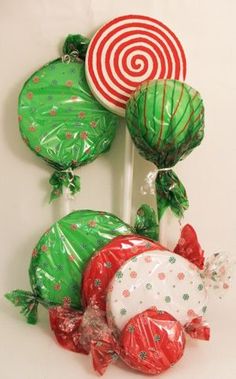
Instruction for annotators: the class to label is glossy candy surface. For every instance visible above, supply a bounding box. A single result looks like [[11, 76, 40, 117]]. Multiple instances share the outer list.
[[18, 59, 119, 200], [126, 79, 204, 219], [120, 307, 185, 374], [107, 250, 208, 331], [82, 234, 165, 310]]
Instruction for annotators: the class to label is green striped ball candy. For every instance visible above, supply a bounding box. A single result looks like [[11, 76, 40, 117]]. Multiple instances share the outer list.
[[126, 80, 204, 168]]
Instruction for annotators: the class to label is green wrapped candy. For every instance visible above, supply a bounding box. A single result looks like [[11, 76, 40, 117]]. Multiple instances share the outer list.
[[18, 59, 120, 201], [134, 204, 158, 241], [63, 34, 90, 60], [5, 210, 133, 324], [126, 79, 204, 221]]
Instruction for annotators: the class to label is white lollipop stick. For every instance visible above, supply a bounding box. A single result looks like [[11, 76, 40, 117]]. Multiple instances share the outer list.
[[141, 169, 180, 246], [159, 209, 180, 249], [62, 187, 71, 216], [122, 127, 134, 224], [85, 14, 186, 232]]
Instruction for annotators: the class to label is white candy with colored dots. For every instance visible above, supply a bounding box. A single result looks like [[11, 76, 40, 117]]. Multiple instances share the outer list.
[[107, 250, 207, 331]]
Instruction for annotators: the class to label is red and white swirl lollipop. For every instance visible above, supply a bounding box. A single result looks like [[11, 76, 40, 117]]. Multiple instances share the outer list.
[[86, 15, 187, 116]]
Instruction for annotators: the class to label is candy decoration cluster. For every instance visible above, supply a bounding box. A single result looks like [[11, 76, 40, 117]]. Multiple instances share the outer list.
[[49, 226, 215, 375], [5, 13, 230, 378]]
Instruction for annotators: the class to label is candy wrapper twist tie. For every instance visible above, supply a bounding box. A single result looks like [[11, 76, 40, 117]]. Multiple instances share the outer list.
[[202, 252, 234, 296], [49, 304, 210, 375], [49, 168, 80, 202]]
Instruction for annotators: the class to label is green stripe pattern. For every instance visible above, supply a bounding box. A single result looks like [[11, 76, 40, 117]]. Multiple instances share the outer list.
[[126, 79, 204, 220]]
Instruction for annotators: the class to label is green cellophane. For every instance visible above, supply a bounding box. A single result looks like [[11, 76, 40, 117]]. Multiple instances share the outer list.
[[126, 79, 204, 220], [63, 34, 90, 60], [5, 205, 161, 324], [18, 59, 120, 200], [6, 210, 133, 324], [134, 204, 158, 240]]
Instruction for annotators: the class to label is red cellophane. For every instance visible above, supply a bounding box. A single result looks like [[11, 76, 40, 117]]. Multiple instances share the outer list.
[[82, 234, 166, 310], [174, 224, 205, 269], [120, 307, 186, 375]]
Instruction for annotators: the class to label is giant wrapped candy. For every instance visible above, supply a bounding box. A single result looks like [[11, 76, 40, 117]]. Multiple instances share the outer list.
[[49, 224, 214, 376], [126, 79, 205, 220], [18, 58, 120, 201], [120, 307, 186, 375], [49, 305, 186, 375], [5, 210, 132, 324], [82, 234, 165, 310], [107, 250, 208, 332]]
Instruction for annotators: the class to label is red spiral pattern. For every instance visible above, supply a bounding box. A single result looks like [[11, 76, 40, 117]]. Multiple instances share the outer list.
[[86, 15, 187, 116]]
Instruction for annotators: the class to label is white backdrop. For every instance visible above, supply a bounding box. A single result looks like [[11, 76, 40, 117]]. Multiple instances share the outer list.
[[1, 1, 236, 378]]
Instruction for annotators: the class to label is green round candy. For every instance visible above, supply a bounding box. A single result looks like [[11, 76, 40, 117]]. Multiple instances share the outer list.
[[126, 79, 204, 168], [29, 210, 133, 309], [18, 59, 119, 171]]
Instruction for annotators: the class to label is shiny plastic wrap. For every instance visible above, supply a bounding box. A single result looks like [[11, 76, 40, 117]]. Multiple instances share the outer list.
[[120, 307, 186, 375], [174, 224, 205, 269], [79, 305, 120, 375], [48, 225, 212, 375], [184, 317, 210, 341], [49, 306, 86, 354], [5, 210, 133, 324], [82, 234, 166, 310], [18, 58, 120, 201], [49, 305, 186, 375], [176, 225, 232, 296], [203, 253, 233, 295], [126, 80, 205, 221], [49, 305, 120, 375], [63, 34, 90, 60], [106, 250, 208, 332], [134, 204, 159, 240]]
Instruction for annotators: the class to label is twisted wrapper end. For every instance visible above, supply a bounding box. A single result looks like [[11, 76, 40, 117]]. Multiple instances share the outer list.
[[201, 252, 234, 296], [140, 167, 189, 221], [174, 224, 205, 270], [49, 305, 120, 375], [134, 204, 159, 241], [155, 168, 189, 221], [49, 306, 86, 354], [184, 317, 210, 341], [62, 34, 90, 61], [49, 169, 80, 202], [5, 290, 39, 324]]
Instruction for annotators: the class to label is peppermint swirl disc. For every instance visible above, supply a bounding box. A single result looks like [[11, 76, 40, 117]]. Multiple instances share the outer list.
[[86, 15, 186, 116], [107, 250, 207, 331]]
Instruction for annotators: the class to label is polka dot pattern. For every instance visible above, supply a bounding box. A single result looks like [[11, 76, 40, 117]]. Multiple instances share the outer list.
[[107, 250, 208, 331]]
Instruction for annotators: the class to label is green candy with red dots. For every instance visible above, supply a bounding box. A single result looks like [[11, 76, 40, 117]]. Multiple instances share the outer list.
[[18, 59, 119, 200], [5, 210, 133, 324]]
